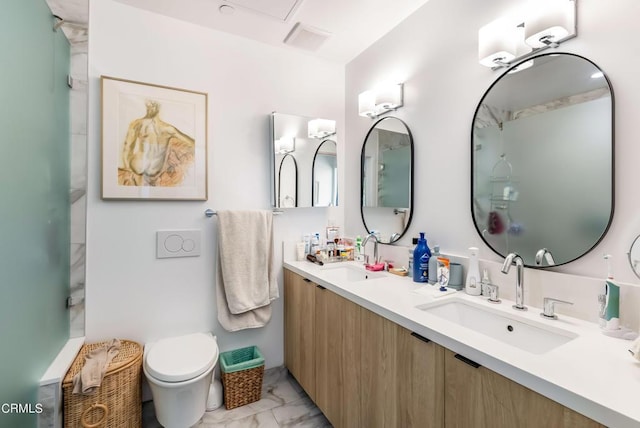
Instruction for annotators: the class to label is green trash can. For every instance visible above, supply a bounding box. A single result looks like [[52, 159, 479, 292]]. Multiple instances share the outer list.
[[220, 346, 265, 409]]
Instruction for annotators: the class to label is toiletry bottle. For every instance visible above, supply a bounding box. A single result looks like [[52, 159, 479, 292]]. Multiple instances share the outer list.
[[481, 269, 491, 296], [428, 245, 441, 284], [407, 248, 414, 278], [311, 233, 320, 255], [355, 236, 363, 261], [413, 233, 431, 283], [465, 247, 482, 296], [600, 254, 620, 331], [303, 234, 311, 255]]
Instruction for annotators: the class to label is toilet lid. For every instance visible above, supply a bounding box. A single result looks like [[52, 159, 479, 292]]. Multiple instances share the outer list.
[[145, 333, 218, 382]]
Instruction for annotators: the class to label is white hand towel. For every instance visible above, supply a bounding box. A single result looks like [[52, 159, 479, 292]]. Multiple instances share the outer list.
[[217, 210, 278, 314], [215, 210, 279, 331], [216, 257, 273, 332], [72, 339, 121, 395]]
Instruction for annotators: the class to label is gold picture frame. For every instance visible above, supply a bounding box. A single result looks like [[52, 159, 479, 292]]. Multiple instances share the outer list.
[[101, 76, 208, 200]]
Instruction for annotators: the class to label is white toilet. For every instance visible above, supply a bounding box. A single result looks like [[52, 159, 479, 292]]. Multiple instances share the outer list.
[[143, 332, 219, 428]]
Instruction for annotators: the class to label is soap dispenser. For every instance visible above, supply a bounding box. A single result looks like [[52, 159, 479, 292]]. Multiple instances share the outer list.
[[465, 247, 482, 296], [599, 254, 620, 331]]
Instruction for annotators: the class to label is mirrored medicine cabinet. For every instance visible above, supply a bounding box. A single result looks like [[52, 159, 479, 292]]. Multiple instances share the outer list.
[[361, 116, 414, 244], [271, 112, 338, 208], [472, 53, 614, 267]]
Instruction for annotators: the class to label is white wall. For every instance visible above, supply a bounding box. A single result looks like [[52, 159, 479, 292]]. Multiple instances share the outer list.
[[345, 0, 640, 326], [86, 0, 344, 367]]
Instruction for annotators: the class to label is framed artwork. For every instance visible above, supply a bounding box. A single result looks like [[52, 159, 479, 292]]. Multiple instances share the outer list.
[[101, 76, 208, 200]]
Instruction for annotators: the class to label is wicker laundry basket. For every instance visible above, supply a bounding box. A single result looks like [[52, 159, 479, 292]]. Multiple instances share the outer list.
[[220, 346, 265, 409], [62, 339, 143, 428]]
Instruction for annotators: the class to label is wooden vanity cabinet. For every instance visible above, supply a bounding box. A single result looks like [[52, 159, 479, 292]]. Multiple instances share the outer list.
[[360, 307, 445, 428], [444, 348, 604, 428], [283, 269, 316, 400], [284, 269, 603, 428], [285, 270, 444, 428], [284, 270, 362, 426], [315, 285, 361, 427], [396, 326, 445, 427]]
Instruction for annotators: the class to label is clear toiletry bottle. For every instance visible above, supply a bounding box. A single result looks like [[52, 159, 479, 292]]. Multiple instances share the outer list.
[[465, 247, 482, 296], [407, 248, 413, 278], [413, 233, 431, 283], [303, 234, 311, 255], [428, 245, 441, 285], [481, 269, 491, 296], [311, 233, 320, 255]]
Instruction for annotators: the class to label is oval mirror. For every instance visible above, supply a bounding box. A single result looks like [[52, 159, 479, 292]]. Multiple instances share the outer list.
[[312, 139, 337, 206], [472, 53, 614, 267], [361, 116, 413, 244], [629, 235, 640, 280], [277, 154, 297, 207]]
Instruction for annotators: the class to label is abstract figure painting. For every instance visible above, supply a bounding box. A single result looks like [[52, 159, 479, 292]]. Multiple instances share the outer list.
[[101, 76, 208, 200]]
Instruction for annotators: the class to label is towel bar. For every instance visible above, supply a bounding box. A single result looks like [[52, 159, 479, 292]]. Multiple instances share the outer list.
[[205, 209, 283, 218]]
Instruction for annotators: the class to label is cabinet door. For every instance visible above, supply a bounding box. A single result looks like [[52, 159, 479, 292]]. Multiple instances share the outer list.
[[315, 286, 361, 428], [444, 348, 486, 428], [481, 365, 605, 428], [283, 269, 316, 400], [397, 329, 445, 427], [444, 349, 605, 428], [360, 307, 400, 428]]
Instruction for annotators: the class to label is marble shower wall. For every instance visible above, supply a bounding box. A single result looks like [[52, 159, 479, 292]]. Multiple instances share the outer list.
[[69, 32, 87, 338], [46, 0, 89, 338]]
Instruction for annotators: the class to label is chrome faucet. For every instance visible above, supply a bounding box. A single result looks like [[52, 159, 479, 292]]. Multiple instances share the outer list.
[[362, 232, 379, 265], [501, 253, 527, 311], [535, 248, 556, 266]]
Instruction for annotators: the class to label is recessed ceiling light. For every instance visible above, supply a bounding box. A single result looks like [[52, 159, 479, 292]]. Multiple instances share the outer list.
[[591, 71, 604, 79], [219, 5, 235, 15]]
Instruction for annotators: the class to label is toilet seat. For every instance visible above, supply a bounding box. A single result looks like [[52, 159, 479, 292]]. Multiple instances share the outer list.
[[145, 332, 218, 383]]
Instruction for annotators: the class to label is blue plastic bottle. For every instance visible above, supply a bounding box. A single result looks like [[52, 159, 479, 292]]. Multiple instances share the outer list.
[[413, 232, 431, 283]]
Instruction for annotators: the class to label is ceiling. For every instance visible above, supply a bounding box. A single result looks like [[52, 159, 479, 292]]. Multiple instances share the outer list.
[[111, 0, 430, 64]]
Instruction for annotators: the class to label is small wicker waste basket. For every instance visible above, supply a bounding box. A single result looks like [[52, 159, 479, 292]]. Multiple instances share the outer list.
[[62, 339, 143, 428], [220, 346, 265, 410]]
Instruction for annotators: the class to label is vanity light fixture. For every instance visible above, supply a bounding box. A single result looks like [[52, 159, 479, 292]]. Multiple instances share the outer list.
[[479, 0, 576, 70], [358, 83, 404, 119], [276, 137, 295, 154], [307, 118, 336, 139]]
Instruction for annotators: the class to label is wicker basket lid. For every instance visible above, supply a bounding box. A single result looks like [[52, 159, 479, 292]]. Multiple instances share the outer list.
[[62, 339, 142, 386], [144, 333, 218, 382]]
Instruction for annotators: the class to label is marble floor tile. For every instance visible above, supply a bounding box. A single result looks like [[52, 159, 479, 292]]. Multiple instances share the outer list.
[[197, 410, 279, 428], [202, 400, 264, 424], [143, 367, 328, 427], [271, 397, 331, 428]]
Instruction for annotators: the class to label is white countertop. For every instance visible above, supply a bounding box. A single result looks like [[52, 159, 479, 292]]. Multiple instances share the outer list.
[[284, 260, 640, 428]]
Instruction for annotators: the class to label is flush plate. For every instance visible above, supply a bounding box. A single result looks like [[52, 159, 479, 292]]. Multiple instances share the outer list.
[[157, 230, 201, 259]]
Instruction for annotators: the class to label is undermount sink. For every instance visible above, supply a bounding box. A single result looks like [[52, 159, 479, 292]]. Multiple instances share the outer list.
[[321, 265, 385, 282], [416, 299, 578, 354]]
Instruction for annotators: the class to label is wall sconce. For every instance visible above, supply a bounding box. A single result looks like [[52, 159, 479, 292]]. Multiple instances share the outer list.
[[276, 137, 295, 154], [478, 0, 576, 70], [358, 83, 404, 119], [308, 119, 336, 139]]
